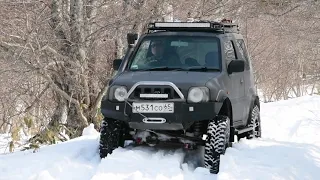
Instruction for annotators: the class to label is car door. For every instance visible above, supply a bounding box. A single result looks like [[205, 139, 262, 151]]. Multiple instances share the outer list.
[[224, 39, 245, 126], [235, 39, 255, 125]]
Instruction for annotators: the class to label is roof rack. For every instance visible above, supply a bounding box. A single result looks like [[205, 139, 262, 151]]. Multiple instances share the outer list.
[[147, 19, 239, 34]]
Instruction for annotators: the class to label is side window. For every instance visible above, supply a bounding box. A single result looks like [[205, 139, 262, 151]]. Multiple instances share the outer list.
[[224, 40, 236, 65], [236, 39, 250, 69], [130, 40, 150, 68]]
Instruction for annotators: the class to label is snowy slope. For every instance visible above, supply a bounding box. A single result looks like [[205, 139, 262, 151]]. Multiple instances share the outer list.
[[1, 95, 320, 180]]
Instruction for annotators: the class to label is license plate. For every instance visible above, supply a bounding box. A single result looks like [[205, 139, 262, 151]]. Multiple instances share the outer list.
[[132, 102, 174, 113]]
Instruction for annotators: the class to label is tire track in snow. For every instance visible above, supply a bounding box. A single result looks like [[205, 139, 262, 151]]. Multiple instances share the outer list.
[[91, 145, 216, 180]]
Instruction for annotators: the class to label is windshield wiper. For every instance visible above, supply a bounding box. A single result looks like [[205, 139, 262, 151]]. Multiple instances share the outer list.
[[142, 66, 185, 71], [185, 66, 220, 72], [130, 66, 220, 72]]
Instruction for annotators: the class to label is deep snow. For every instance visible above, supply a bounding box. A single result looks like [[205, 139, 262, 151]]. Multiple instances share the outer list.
[[1, 95, 320, 180]]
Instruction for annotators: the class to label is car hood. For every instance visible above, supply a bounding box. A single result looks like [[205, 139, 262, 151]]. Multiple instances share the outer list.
[[111, 71, 220, 90]]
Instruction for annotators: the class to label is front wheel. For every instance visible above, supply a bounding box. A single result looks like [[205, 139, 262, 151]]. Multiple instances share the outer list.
[[99, 118, 125, 159], [204, 115, 230, 174]]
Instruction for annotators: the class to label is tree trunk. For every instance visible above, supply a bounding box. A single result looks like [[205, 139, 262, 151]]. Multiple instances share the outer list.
[[66, 103, 85, 138], [50, 95, 68, 129]]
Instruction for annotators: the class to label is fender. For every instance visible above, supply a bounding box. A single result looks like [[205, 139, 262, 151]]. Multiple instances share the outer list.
[[210, 89, 230, 115], [205, 77, 229, 103], [244, 93, 260, 125], [209, 88, 232, 116], [248, 94, 260, 110], [213, 89, 229, 102]]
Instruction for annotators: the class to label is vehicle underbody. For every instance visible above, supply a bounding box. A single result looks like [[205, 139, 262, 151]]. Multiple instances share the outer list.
[[125, 121, 209, 149]]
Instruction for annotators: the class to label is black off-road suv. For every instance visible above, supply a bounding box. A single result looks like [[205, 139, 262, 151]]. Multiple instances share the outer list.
[[99, 19, 261, 174]]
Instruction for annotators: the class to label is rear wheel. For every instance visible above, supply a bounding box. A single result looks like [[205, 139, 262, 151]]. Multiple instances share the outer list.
[[247, 105, 261, 139], [99, 118, 125, 158], [204, 115, 230, 174]]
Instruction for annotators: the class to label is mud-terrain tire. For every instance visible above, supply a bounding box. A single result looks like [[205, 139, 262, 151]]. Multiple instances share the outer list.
[[99, 118, 125, 159], [247, 105, 261, 139], [204, 115, 230, 174]]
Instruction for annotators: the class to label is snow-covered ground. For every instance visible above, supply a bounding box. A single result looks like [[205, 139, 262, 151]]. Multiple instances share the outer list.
[[1, 95, 320, 180]]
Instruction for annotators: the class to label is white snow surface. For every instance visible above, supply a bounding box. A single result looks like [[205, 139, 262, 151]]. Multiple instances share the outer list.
[[82, 123, 100, 137], [1, 95, 320, 180]]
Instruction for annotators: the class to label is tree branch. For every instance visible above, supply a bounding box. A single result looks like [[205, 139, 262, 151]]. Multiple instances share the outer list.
[[24, 84, 50, 113]]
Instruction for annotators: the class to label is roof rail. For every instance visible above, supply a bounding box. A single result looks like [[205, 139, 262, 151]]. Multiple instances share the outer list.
[[147, 19, 239, 34]]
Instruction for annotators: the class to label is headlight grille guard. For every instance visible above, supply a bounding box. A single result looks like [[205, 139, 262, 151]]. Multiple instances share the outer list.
[[125, 81, 185, 101]]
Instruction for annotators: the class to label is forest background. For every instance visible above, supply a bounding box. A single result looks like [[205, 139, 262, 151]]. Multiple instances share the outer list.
[[0, 0, 319, 150]]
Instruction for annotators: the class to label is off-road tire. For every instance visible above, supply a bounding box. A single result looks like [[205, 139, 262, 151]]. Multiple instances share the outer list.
[[247, 105, 261, 139], [204, 115, 230, 174], [99, 118, 125, 159]]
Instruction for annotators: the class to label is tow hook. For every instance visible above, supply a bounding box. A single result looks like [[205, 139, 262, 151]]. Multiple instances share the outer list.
[[135, 137, 143, 144], [134, 131, 159, 146], [146, 132, 159, 146], [183, 143, 196, 150]]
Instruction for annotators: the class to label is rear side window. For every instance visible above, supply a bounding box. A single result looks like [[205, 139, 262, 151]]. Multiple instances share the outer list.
[[224, 40, 236, 65], [236, 39, 250, 69]]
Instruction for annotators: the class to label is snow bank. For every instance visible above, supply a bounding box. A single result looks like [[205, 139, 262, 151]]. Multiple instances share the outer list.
[[0, 95, 320, 180], [0, 135, 100, 180], [219, 139, 320, 180], [82, 123, 99, 137], [0, 133, 11, 154], [261, 95, 320, 145]]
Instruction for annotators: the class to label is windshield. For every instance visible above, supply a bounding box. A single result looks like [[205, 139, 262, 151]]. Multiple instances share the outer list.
[[128, 36, 221, 71]]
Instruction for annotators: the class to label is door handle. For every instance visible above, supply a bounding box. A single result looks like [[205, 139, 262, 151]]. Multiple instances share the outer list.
[[240, 78, 244, 84]]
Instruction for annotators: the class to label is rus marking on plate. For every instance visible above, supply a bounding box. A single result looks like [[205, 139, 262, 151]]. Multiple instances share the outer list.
[[132, 102, 174, 113]]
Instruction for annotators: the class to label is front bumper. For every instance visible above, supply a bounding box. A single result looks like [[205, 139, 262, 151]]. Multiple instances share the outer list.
[[101, 100, 223, 130]]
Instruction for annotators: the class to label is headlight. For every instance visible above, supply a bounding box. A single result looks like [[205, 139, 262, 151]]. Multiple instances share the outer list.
[[187, 87, 209, 103], [108, 86, 128, 102], [114, 86, 127, 101]]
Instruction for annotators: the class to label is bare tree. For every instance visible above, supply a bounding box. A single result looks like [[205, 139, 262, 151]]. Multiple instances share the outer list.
[[0, 0, 319, 148]]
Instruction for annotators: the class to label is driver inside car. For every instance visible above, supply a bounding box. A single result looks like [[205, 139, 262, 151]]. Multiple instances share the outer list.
[[145, 40, 182, 67]]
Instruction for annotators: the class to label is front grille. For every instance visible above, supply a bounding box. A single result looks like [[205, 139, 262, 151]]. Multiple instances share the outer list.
[[129, 85, 181, 100]]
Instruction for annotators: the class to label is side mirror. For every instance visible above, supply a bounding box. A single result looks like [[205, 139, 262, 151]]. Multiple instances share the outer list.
[[228, 60, 245, 74], [127, 33, 138, 45], [113, 59, 122, 70]]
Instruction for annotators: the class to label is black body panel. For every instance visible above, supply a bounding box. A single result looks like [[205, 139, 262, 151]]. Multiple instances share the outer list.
[[112, 71, 218, 88]]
